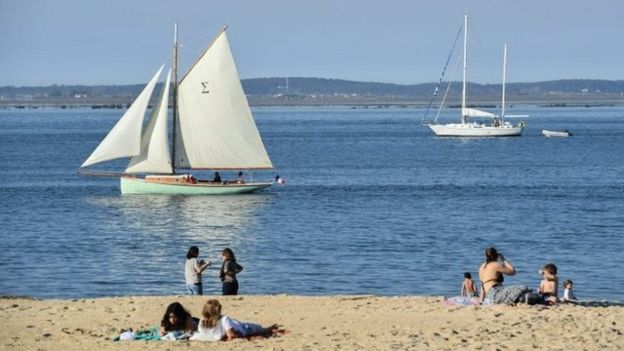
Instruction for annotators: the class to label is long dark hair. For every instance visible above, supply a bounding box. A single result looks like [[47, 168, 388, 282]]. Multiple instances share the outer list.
[[187, 246, 199, 259], [161, 302, 191, 332], [222, 248, 236, 262], [484, 246, 499, 267], [220, 248, 237, 281]]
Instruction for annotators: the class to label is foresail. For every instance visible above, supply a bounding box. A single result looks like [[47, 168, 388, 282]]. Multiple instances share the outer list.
[[125, 69, 173, 174], [81, 66, 164, 168], [462, 107, 497, 118], [175, 30, 273, 170]]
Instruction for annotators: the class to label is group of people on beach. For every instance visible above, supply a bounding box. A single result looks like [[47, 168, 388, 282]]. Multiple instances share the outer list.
[[160, 299, 284, 341], [185, 246, 243, 296], [461, 246, 576, 305]]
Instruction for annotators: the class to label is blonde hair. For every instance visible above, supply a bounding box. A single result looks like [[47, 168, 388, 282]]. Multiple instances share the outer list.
[[200, 299, 222, 329]]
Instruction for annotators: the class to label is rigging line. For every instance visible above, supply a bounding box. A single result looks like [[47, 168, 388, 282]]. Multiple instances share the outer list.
[[434, 51, 462, 123], [422, 24, 463, 125]]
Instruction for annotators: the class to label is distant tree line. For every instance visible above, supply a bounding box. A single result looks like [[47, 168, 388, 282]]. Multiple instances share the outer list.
[[1, 78, 623, 100]]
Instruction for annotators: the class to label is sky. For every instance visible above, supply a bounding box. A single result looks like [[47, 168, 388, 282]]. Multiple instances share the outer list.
[[1, 0, 623, 86]]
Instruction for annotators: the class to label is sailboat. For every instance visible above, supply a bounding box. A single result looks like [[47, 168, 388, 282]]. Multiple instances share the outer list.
[[80, 26, 275, 195], [427, 15, 526, 137]]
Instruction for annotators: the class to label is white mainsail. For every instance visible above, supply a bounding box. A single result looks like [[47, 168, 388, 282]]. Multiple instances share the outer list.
[[462, 107, 497, 118], [175, 29, 273, 170], [81, 66, 164, 168], [125, 69, 173, 174]]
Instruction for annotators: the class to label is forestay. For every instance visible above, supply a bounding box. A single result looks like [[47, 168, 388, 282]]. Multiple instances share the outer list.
[[175, 30, 273, 170]]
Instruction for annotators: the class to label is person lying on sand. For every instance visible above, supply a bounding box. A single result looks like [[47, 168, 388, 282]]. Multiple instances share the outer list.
[[195, 299, 285, 341], [160, 302, 197, 337]]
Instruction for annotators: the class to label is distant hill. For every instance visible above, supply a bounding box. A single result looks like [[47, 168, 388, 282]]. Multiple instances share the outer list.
[[1, 78, 623, 106], [241, 78, 624, 96]]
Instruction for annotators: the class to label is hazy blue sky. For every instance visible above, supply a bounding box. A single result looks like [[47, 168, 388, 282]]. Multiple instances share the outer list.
[[1, 0, 623, 86]]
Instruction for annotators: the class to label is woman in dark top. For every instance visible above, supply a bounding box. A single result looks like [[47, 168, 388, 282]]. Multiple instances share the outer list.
[[220, 248, 243, 295]]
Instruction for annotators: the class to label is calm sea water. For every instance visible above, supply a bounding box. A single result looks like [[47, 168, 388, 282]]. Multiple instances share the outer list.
[[1, 105, 623, 300]]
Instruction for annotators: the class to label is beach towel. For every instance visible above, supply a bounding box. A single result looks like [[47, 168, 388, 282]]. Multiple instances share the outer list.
[[442, 296, 481, 307], [112, 326, 161, 341]]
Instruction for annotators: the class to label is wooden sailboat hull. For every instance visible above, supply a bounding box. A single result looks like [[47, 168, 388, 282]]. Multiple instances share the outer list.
[[428, 123, 523, 137], [120, 176, 272, 195]]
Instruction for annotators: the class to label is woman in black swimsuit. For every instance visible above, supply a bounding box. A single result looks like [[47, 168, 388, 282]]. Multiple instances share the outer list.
[[479, 246, 535, 305]]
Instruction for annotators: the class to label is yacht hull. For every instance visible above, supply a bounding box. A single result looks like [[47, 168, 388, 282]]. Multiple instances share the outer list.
[[428, 123, 523, 137], [542, 130, 571, 137], [120, 176, 272, 195]]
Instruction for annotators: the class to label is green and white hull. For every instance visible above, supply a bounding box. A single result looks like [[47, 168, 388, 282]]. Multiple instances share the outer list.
[[120, 177, 272, 195]]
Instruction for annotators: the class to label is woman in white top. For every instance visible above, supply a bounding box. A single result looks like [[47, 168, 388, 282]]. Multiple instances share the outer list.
[[185, 246, 211, 295], [197, 299, 283, 341]]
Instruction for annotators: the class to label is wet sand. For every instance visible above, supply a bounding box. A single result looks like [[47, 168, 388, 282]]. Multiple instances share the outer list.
[[2, 295, 623, 350]]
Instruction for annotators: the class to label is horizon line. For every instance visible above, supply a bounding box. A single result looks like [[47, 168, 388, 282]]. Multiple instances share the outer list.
[[2, 76, 624, 89]]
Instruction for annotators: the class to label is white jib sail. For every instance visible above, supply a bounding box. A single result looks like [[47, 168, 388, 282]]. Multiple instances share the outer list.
[[125, 69, 173, 174], [175, 30, 273, 169], [462, 107, 497, 118], [81, 66, 164, 168]]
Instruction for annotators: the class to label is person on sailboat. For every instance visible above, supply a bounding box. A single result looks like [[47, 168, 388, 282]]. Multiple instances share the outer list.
[[212, 172, 222, 183], [236, 171, 245, 184], [275, 175, 285, 185]]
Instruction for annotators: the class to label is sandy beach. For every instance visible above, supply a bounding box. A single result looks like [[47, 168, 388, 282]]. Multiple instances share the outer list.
[[2, 295, 623, 350]]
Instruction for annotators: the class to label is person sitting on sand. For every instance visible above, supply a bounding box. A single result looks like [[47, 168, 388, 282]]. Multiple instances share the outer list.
[[479, 246, 536, 305], [562, 279, 577, 302], [160, 302, 197, 337], [197, 299, 284, 341], [538, 263, 559, 305], [460, 272, 478, 297]]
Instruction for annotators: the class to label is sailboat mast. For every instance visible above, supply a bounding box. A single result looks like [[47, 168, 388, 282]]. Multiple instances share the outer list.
[[461, 14, 468, 124], [171, 23, 179, 174], [501, 43, 507, 121]]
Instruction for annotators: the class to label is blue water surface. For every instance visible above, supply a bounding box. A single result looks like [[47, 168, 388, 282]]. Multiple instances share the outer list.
[[0, 105, 623, 300]]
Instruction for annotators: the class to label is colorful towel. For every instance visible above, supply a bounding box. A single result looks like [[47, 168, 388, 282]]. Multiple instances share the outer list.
[[443, 296, 481, 307], [112, 326, 161, 341]]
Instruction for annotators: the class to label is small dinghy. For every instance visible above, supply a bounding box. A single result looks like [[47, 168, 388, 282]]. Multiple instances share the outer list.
[[542, 129, 572, 137]]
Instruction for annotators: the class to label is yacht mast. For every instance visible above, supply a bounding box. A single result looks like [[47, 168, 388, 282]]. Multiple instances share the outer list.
[[461, 14, 468, 124], [501, 43, 507, 121], [171, 23, 179, 173]]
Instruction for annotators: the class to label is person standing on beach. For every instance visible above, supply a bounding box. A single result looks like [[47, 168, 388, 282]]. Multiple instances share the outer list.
[[185, 246, 211, 295], [219, 248, 243, 295]]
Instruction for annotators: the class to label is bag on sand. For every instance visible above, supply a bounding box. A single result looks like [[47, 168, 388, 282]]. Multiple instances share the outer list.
[[517, 292, 542, 305]]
